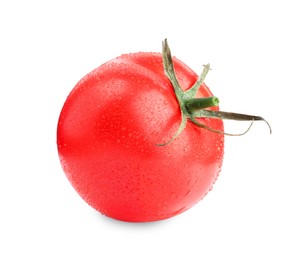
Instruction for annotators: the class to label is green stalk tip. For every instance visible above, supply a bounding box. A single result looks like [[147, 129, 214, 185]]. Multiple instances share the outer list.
[[185, 96, 219, 113]]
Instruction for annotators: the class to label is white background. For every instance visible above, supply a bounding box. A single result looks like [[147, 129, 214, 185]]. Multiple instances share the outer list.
[[1, 0, 306, 259]]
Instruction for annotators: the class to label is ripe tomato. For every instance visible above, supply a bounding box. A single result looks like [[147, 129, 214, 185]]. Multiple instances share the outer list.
[[57, 42, 225, 222]]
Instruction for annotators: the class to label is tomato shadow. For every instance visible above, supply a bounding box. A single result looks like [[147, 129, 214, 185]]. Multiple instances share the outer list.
[[93, 211, 176, 229]]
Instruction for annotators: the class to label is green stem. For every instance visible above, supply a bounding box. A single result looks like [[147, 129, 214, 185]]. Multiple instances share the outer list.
[[186, 64, 211, 97], [162, 39, 185, 98], [158, 39, 271, 146], [185, 97, 219, 112], [194, 110, 272, 134]]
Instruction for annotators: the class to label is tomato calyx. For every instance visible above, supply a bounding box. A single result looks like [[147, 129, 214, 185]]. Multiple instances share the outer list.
[[158, 39, 272, 146]]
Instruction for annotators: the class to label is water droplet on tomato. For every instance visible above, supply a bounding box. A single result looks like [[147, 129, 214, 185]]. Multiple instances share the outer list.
[[170, 192, 177, 198], [185, 190, 191, 197]]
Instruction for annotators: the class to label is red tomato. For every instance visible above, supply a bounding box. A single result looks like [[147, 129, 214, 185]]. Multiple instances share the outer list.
[[57, 49, 224, 222]]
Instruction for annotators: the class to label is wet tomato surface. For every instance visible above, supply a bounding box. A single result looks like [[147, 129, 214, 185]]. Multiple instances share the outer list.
[[57, 44, 224, 222]]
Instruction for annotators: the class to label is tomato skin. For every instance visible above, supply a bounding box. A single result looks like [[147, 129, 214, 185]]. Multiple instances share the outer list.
[[57, 52, 224, 222]]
